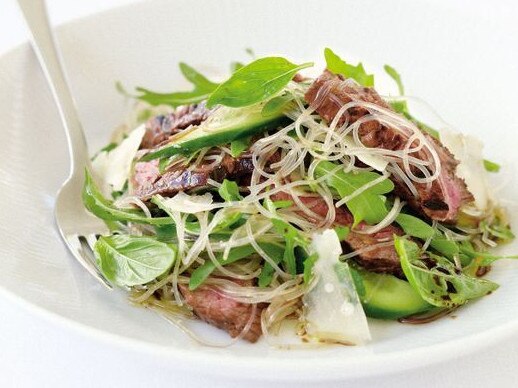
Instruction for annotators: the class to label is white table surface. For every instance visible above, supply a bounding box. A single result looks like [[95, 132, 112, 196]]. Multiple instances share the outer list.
[[1, 1, 517, 387]]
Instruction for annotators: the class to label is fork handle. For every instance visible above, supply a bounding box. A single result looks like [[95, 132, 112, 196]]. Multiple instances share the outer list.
[[17, 0, 89, 175]]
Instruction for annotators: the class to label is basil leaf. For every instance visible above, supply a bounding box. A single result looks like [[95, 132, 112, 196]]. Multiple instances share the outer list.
[[135, 63, 219, 107], [395, 213, 436, 240], [207, 57, 313, 108], [483, 159, 500, 173], [94, 235, 176, 287], [315, 161, 394, 225], [229, 137, 250, 157], [218, 179, 243, 202], [82, 170, 173, 225], [395, 236, 498, 308], [324, 48, 374, 87]]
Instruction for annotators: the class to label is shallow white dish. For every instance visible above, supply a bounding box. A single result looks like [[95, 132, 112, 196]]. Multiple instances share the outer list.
[[1, 0, 518, 381]]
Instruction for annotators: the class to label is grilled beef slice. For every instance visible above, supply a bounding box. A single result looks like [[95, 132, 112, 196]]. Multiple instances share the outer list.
[[271, 192, 404, 277], [179, 282, 263, 343], [141, 103, 212, 149], [131, 153, 255, 200], [304, 70, 473, 223]]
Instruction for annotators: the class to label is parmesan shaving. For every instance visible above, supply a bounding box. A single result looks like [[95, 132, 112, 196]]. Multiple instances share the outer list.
[[91, 124, 146, 196], [160, 192, 214, 214]]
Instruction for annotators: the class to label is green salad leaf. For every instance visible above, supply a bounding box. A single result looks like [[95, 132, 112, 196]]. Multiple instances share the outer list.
[[207, 57, 313, 108], [334, 226, 350, 241], [135, 63, 219, 107], [94, 235, 176, 287], [393, 214, 479, 264], [230, 61, 244, 72], [271, 218, 309, 275], [271, 200, 294, 209], [229, 137, 250, 157], [429, 238, 460, 258], [383, 64, 440, 139], [218, 179, 243, 202], [257, 243, 289, 287], [384, 64, 404, 95], [135, 88, 210, 107], [82, 170, 173, 225], [324, 48, 374, 87], [302, 253, 319, 284], [315, 161, 394, 225], [457, 245, 518, 266], [189, 242, 285, 290], [395, 236, 498, 308], [189, 245, 255, 290], [261, 94, 295, 117], [179, 62, 219, 91], [483, 159, 501, 173], [395, 213, 436, 240], [384, 64, 409, 114]]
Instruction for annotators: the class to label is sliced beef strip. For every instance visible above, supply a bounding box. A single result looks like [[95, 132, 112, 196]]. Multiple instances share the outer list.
[[304, 70, 473, 223], [346, 224, 404, 277], [141, 103, 212, 149], [271, 192, 404, 277], [179, 282, 263, 343], [131, 153, 256, 200]]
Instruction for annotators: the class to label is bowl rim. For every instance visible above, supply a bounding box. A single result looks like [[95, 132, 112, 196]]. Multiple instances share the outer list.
[[2, 0, 517, 381]]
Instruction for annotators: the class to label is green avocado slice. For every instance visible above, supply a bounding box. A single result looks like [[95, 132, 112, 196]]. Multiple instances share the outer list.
[[140, 104, 290, 161], [351, 267, 432, 320]]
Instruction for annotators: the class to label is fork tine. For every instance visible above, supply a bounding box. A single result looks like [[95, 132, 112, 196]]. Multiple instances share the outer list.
[[67, 234, 113, 289], [84, 233, 100, 253]]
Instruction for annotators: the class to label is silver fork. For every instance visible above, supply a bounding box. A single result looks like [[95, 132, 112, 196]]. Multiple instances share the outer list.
[[18, 0, 112, 289]]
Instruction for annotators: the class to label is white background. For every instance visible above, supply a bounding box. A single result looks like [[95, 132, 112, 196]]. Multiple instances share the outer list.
[[1, 1, 517, 387]]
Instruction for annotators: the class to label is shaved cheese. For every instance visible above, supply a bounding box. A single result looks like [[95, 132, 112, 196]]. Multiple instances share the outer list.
[[303, 230, 371, 345], [91, 124, 146, 196], [342, 135, 388, 172], [439, 128, 493, 210], [159, 192, 214, 214]]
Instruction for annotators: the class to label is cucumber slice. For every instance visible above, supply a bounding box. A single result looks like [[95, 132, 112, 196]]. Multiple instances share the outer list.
[[141, 104, 290, 161], [352, 267, 432, 320]]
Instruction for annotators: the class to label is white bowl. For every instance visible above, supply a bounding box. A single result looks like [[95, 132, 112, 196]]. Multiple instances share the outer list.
[[1, 0, 517, 381]]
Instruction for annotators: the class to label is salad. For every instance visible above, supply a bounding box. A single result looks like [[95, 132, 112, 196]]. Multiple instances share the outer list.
[[84, 48, 515, 346]]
